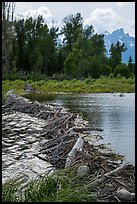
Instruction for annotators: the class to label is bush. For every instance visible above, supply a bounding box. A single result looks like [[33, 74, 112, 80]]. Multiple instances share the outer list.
[[114, 63, 130, 78], [108, 73, 114, 78], [101, 64, 112, 76]]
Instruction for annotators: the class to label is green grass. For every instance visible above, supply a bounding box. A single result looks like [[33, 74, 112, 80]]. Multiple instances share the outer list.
[[2, 76, 135, 98], [2, 76, 135, 201], [2, 166, 98, 202], [2, 177, 22, 202]]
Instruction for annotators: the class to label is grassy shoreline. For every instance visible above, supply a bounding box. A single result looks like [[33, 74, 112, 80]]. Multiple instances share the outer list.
[[2, 76, 135, 97], [2, 76, 135, 202], [2, 166, 99, 202]]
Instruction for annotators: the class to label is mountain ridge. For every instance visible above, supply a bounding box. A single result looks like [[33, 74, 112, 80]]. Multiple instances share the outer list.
[[103, 28, 135, 63]]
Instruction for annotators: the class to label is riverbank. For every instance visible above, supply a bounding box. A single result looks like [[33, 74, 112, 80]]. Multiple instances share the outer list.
[[2, 92, 135, 202], [2, 76, 135, 99]]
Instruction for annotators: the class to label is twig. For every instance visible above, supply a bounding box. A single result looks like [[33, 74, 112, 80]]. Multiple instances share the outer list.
[[82, 147, 93, 158], [73, 127, 103, 132], [114, 195, 121, 202], [104, 163, 129, 177], [90, 163, 129, 189], [115, 179, 130, 189]]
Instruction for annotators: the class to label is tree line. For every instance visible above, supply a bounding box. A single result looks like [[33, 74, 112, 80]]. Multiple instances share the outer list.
[[2, 3, 135, 79]]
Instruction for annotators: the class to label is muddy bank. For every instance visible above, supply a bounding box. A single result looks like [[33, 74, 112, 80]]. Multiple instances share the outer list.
[[2, 91, 135, 202]]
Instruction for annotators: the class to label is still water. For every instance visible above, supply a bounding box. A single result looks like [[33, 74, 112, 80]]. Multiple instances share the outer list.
[[27, 92, 135, 165]]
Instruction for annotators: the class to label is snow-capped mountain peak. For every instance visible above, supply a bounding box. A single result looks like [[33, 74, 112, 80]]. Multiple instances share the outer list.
[[103, 30, 110, 35], [103, 28, 135, 63]]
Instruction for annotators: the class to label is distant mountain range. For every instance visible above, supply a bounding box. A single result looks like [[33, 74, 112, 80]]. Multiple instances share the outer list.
[[103, 28, 135, 63], [57, 27, 135, 64]]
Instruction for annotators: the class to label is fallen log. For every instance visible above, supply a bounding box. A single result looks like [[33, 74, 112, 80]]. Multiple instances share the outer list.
[[104, 163, 129, 177], [90, 163, 129, 189], [73, 127, 103, 132], [65, 137, 84, 168], [44, 114, 72, 129], [3, 91, 135, 202], [39, 127, 76, 151]]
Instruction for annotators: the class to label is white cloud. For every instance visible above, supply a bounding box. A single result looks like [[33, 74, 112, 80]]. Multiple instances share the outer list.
[[91, 8, 116, 21], [84, 8, 135, 36], [84, 8, 119, 33], [14, 4, 135, 37], [16, 6, 53, 21]]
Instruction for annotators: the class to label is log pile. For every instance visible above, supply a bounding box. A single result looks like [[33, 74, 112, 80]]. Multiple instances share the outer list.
[[3, 91, 135, 202], [3, 91, 104, 169]]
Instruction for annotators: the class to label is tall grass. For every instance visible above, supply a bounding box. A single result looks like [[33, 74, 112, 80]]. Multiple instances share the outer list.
[[2, 76, 135, 96], [2, 167, 98, 202]]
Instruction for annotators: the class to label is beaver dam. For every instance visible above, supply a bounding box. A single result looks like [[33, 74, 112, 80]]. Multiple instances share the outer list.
[[2, 91, 135, 202]]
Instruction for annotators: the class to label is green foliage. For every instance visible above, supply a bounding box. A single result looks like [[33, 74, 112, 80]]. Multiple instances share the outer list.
[[108, 73, 114, 78], [52, 73, 71, 81], [63, 32, 107, 78], [114, 63, 130, 78], [127, 56, 134, 74], [109, 41, 127, 71], [61, 12, 83, 52], [84, 77, 95, 84], [90, 34, 106, 58], [86, 56, 102, 78], [64, 45, 83, 77], [2, 2, 16, 74], [2, 11, 134, 80], [2, 76, 135, 97], [2, 167, 97, 202], [83, 25, 94, 39], [24, 176, 58, 202], [2, 178, 22, 202], [11, 15, 59, 76], [102, 64, 112, 76]]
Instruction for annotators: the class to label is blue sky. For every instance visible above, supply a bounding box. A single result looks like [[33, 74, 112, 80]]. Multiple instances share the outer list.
[[14, 2, 135, 37]]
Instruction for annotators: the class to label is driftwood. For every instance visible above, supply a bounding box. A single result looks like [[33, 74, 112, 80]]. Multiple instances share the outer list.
[[65, 137, 84, 168], [73, 127, 103, 132], [90, 163, 129, 188], [104, 163, 129, 177], [3, 91, 135, 202]]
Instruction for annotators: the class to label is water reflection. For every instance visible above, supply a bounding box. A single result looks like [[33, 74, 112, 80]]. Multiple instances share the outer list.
[[23, 92, 57, 102], [24, 92, 135, 165]]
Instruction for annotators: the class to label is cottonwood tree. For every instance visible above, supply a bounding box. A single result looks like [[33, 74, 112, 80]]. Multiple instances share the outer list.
[[64, 28, 108, 78], [127, 56, 134, 75], [2, 2, 15, 74], [13, 15, 59, 76], [114, 63, 130, 78], [61, 13, 83, 53], [109, 41, 127, 71]]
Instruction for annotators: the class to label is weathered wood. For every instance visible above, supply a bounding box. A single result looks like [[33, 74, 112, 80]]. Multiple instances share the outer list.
[[90, 163, 129, 188], [115, 179, 130, 189], [65, 137, 84, 168], [73, 127, 103, 132], [44, 114, 71, 129], [104, 163, 129, 177], [3, 91, 135, 202]]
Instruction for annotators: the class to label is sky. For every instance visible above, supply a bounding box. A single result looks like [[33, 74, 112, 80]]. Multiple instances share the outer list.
[[14, 2, 135, 37]]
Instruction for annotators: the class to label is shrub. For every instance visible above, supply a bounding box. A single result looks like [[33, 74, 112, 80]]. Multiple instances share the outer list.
[[114, 63, 130, 78]]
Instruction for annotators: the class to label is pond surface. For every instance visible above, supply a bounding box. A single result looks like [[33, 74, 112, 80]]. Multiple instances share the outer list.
[[24, 92, 135, 165]]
